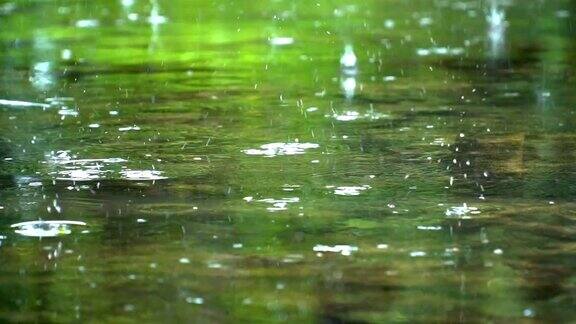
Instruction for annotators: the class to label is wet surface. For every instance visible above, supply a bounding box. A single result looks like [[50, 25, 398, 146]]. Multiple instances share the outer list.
[[0, 0, 575, 322]]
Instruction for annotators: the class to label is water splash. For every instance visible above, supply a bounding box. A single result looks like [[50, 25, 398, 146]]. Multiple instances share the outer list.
[[30, 61, 54, 90], [147, 0, 167, 25], [262, 198, 298, 212], [487, 0, 506, 58], [340, 44, 358, 100], [341, 77, 357, 100], [340, 44, 357, 70]]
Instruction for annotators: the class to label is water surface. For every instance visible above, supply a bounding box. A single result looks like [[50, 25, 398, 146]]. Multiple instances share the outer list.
[[1, 0, 575, 322]]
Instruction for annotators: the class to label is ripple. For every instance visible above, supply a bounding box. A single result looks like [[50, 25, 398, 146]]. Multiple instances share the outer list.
[[118, 125, 141, 132], [58, 108, 79, 117], [328, 111, 390, 122], [48, 151, 127, 165], [417, 225, 442, 231], [47, 151, 167, 182], [445, 203, 480, 219], [48, 151, 127, 181], [252, 197, 300, 212], [0, 99, 50, 108], [243, 142, 319, 157], [57, 169, 107, 181], [11, 220, 86, 237], [120, 169, 167, 181], [327, 185, 371, 196]]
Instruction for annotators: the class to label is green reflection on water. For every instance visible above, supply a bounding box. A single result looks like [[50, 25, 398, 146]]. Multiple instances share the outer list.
[[0, 0, 575, 322]]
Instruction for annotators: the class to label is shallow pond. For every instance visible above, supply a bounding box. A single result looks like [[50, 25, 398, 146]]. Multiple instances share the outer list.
[[0, 0, 575, 322]]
